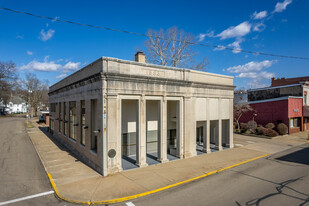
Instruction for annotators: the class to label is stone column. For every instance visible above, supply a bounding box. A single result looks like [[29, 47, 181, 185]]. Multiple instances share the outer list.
[[183, 97, 196, 158], [228, 98, 234, 148], [136, 96, 148, 167], [204, 99, 211, 153], [106, 95, 122, 173], [158, 97, 168, 163], [202, 121, 211, 153], [215, 98, 223, 151], [177, 98, 184, 159]]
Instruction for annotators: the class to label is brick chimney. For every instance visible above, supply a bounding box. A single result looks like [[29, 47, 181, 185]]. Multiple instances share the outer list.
[[135, 52, 145, 63]]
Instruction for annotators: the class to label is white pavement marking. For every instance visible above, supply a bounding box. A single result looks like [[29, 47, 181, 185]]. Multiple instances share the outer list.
[[0, 191, 54, 205], [126, 202, 135, 206]]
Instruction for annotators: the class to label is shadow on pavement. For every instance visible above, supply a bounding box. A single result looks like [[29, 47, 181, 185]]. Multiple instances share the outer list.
[[244, 176, 309, 206], [38, 126, 100, 174], [231, 169, 309, 206], [276, 147, 309, 166]]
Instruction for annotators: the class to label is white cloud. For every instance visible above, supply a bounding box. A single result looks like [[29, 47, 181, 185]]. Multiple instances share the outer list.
[[39, 29, 55, 41], [226, 60, 275, 73], [237, 71, 274, 79], [52, 16, 60, 23], [227, 39, 244, 54], [253, 23, 266, 32], [214, 45, 226, 51], [20, 59, 61, 72], [225, 60, 276, 89], [217, 21, 251, 40], [16, 35, 24, 39], [237, 72, 258, 78], [260, 71, 275, 79], [248, 79, 268, 89], [252, 11, 268, 19], [252, 35, 259, 40], [197, 31, 215, 42], [20, 56, 81, 75], [63, 62, 81, 71], [56, 73, 67, 79], [273, 0, 292, 13], [27, 51, 33, 55]]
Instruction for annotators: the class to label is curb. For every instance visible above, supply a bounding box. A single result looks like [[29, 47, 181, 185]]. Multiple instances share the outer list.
[[47, 154, 269, 205]]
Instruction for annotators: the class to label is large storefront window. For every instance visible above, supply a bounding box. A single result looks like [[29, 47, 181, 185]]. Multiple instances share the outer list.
[[81, 100, 86, 146], [59, 102, 62, 132], [64, 102, 68, 136], [69, 101, 77, 140], [91, 99, 98, 152], [290, 118, 299, 128]]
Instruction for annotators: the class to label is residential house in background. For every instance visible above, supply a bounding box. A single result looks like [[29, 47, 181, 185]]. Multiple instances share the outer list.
[[0, 96, 27, 114], [240, 76, 309, 134]]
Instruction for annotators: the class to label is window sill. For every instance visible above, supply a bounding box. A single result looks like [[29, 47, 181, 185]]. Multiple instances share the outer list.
[[68, 137, 76, 143], [80, 144, 86, 149], [90, 149, 97, 156]]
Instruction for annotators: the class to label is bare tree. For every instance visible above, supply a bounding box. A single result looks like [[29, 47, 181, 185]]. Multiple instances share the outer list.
[[0, 61, 18, 104], [234, 102, 254, 130], [18, 73, 49, 117], [145, 27, 208, 70]]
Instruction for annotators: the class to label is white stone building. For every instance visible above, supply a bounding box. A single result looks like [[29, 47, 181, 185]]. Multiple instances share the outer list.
[[49, 53, 235, 176]]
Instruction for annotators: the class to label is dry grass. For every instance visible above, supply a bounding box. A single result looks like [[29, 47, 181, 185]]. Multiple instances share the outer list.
[[25, 120, 34, 128]]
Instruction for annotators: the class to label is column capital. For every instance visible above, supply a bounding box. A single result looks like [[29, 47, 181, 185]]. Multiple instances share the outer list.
[[162, 95, 167, 102], [140, 94, 146, 101]]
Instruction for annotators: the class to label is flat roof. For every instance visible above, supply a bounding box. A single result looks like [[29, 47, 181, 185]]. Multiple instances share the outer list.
[[249, 96, 303, 104], [50, 56, 234, 92], [248, 84, 301, 92]]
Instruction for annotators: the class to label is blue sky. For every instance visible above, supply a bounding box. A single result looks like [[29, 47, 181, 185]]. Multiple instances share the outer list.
[[0, 0, 308, 89]]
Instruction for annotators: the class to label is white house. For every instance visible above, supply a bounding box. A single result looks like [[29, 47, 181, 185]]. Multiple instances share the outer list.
[[5, 96, 27, 114]]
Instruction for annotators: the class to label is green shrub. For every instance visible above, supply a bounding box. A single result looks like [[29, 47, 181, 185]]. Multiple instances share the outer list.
[[233, 122, 237, 128], [277, 123, 288, 135], [240, 123, 248, 133], [264, 128, 279, 137], [240, 123, 248, 130], [245, 129, 256, 135], [265, 123, 275, 129], [247, 120, 257, 131], [256, 126, 265, 135]]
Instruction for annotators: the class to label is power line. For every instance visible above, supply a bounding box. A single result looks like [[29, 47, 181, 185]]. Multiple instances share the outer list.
[[1, 7, 309, 60]]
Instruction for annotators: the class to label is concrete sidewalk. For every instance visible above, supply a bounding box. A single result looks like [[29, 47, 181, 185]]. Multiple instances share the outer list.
[[27, 119, 308, 203]]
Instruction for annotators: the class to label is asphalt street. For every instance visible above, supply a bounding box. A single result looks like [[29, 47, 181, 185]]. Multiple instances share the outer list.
[[121, 143, 309, 206], [0, 117, 75, 206], [1, 117, 308, 206]]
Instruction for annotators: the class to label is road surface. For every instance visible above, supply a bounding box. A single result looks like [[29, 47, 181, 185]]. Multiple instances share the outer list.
[[121, 142, 309, 206], [0, 117, 75, 206]]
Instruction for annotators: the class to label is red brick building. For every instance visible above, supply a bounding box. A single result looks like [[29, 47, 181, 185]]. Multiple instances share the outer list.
[[241, 97, 303, 134], [240, 77, 309, 134], [272, 76, 309, 87]]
